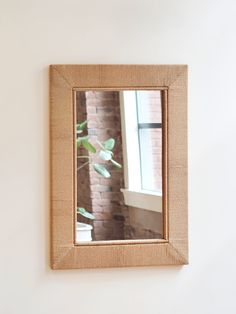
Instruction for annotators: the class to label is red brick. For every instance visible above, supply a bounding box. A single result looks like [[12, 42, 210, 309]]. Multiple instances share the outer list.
[[93, 212, 113, 220], [90, 185, 111, 192]]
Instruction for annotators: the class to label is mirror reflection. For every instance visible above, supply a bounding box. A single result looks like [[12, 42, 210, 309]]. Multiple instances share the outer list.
[[76, 90, 163, 242]]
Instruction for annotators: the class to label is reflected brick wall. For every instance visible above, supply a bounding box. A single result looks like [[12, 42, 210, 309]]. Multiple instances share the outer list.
[[76, 91, 126, 241], [76, 92, 92, 225]]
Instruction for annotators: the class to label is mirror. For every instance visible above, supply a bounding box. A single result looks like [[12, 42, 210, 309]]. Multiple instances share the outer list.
[[50, 64, 188, 269], [75, 90, 163, 243]]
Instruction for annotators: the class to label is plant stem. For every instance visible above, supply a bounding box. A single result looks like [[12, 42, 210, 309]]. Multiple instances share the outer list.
[[77, 156, 91, 159], [77, 160, 90, 171]]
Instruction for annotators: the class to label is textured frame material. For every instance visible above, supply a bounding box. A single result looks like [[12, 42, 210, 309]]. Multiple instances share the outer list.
[[50, 64, 188, 269]]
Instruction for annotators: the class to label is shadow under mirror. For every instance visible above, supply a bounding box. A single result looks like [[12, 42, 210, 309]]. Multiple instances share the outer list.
[[75, 90, 164, 243]]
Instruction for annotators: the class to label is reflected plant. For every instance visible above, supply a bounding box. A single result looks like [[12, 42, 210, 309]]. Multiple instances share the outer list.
[[76, 120, 122, 220]]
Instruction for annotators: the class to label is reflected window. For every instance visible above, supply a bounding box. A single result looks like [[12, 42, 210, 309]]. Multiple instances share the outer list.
[[136, 91, 162, 192], [120, 90, 162, 195]]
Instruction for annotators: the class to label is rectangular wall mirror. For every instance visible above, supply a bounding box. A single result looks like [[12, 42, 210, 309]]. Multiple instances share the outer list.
[[50, 64, 188, 269]]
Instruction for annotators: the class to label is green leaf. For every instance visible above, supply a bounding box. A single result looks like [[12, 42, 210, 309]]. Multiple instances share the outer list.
[[93, 163, 111, 178], [99, 150, 113, 161], [77, 135, 89, 148], [82, 139, 96, 153], [103, 138, 115, 151], [77, 138, 82, 148], [77, 120, 87, 131], [77, 207, 95, 220], [111, 159, 122, 168]]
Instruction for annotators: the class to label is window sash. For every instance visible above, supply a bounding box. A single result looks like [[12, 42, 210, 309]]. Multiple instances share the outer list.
[[120, 90, 162, 194]]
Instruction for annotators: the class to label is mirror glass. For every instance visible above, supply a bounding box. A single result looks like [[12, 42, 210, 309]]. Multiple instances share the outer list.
[[75, 90, 163, 242]]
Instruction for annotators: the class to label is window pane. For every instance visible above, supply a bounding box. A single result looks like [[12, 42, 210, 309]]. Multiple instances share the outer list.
[[138, 128, 162, 192], [136, 91, 162, 123], [136, 90, 162, 193]]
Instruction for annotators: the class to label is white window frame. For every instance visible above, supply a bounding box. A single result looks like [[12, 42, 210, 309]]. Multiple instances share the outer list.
[[119, 91, 162, 213]]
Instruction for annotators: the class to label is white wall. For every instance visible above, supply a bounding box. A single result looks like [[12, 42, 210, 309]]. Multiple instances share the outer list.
[[1, 0, 236, 313]]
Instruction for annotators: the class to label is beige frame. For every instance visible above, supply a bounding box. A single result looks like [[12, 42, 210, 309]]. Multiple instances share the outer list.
[[50, 64, 188, 269]]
